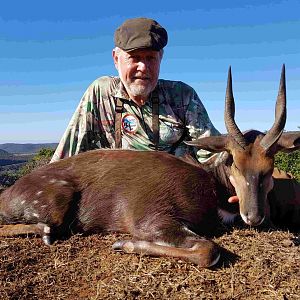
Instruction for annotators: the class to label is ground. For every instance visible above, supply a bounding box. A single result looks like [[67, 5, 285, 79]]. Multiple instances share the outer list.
[[1, 225, 299, 300]]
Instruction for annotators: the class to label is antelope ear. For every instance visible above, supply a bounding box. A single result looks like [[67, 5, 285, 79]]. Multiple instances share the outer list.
[[185, 135, 229, 153], [276, 131, 300, 153]]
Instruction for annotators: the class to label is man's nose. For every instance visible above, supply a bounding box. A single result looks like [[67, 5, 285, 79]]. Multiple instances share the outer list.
[[137, 60, 147, 72]]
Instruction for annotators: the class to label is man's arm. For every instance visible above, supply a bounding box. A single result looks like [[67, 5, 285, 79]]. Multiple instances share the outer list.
[[51, 95, 90, 162], [50, 80, 109, 162]]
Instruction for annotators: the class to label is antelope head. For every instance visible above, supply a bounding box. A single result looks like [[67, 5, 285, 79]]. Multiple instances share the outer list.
[[187, 65, 300, 226]]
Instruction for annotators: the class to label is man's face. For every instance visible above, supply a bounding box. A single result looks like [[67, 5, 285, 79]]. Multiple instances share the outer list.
[[113, 48, 162, 101]]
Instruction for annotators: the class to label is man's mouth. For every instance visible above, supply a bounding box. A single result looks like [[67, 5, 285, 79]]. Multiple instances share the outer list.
[[132, 76, 150, 81]]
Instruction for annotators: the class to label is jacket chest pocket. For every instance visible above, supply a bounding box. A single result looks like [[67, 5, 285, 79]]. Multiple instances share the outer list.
[[159, 121, 185, 144]]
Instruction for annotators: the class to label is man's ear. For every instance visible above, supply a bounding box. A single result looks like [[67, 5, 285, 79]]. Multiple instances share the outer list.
[[276, 131, 300, 153], [185, 135, 229, 153], [112, 49, 119, 70]]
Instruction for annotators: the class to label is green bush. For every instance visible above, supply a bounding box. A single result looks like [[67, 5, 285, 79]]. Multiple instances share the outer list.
[[274, 150, 300, 182], [18, 148, 55, 177]]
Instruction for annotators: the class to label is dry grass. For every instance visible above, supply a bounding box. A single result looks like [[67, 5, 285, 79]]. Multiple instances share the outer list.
[[1, 226, 299, 300]]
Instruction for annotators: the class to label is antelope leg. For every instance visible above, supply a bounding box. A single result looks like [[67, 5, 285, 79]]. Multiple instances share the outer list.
[[0, 223, 52, 245], [112, 239, 220, 268]]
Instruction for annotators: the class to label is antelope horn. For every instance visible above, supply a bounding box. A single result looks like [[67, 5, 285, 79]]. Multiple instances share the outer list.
[[260, 64, 287, 151], [224, 66, 247, 149]]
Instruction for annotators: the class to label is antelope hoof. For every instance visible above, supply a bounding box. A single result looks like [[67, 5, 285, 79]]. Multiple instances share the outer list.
[[206, 251, 220, 268], [112, 240, 135, 253], [189, 240, 221, 267], [42, 235, 52, 246]]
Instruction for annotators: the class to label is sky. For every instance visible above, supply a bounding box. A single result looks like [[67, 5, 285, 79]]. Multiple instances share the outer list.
[[0, 0, 299, 143]]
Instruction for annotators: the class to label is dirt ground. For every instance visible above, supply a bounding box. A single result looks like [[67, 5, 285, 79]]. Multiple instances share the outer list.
[[1, 224, 299, 300]]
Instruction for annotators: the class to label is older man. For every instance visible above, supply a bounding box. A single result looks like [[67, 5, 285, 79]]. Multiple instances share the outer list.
[[51, 17, 219, 162]]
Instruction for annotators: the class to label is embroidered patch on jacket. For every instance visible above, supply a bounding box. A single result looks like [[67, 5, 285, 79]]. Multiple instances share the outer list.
[[122, 114, 139, 134]]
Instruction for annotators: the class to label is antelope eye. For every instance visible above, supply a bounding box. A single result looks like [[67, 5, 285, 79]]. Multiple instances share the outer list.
[[257, 175, 263, 188], [259, 170, 272, 187]]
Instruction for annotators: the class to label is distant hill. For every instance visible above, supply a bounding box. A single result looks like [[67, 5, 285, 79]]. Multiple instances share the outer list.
[[0, 143, 58, 154], [0, 149, 13, 158]]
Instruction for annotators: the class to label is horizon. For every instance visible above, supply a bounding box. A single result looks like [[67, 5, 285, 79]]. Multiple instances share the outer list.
[[0, 142, 58, 145], [1, 0, 299, 144]]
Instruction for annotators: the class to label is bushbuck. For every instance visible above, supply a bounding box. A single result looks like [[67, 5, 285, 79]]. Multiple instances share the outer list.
[[0, 65, 299, 267]]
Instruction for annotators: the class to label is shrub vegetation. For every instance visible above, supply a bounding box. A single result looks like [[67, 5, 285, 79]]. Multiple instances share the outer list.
[[18, 148, 55, 177], [274, 150, 300, 182]]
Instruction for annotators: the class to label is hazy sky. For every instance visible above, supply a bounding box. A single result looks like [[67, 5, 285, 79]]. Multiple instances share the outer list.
[[1, 0, 299, 143]]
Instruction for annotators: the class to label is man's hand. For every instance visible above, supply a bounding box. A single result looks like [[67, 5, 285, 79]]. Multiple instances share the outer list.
[[228, 195, 239, 203]]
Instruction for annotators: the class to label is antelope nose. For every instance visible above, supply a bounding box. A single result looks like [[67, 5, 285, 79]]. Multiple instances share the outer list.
[[242, 212, 265, 226]]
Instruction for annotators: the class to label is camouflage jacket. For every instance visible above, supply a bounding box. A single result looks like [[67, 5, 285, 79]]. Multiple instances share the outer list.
[[51, 76, 220, 162]]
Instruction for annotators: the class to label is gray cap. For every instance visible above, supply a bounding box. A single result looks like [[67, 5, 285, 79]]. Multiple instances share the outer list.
[[114, 17, 168, 51]]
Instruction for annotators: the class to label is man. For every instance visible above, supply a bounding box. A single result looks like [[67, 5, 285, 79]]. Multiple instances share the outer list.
[[51, 17, 219, 163]]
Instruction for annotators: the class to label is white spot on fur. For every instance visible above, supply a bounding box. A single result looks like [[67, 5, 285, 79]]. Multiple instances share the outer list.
[[36, 191, 43, 196], [246, 182, 250, 186], [33, 200, 39, 204], [41, 205, 48, 208], [57, 180, 68, 186], [49, 179, 68, 185], [32, 213, 40, 218], [41, 176, 47, 179], [218, 208, 238, 224], [21, 200, 26, 205], [43, 226, 51, 234]]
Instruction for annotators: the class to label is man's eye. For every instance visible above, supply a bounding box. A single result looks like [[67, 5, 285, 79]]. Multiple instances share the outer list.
[[128, 56, 138, 62]]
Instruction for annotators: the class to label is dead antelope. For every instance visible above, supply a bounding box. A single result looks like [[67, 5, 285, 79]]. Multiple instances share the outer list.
[[0, 65, 299, 268]]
